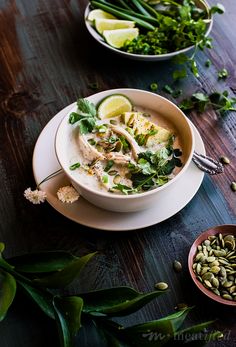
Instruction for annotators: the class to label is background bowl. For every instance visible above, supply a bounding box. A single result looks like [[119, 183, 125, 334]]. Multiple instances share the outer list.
[[188, 224, 236, 306], [84, 0, 213, 62], [55, 88, 194, 212]]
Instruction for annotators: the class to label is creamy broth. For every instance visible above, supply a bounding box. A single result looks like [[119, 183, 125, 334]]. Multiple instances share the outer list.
[[67, 106, 184, 195]]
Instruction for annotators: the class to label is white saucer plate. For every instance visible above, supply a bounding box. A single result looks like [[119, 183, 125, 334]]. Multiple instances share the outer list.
[[33, 104, 205, 231]]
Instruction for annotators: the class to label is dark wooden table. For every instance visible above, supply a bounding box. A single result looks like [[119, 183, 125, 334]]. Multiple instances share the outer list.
[[0, 0, 236, 346]]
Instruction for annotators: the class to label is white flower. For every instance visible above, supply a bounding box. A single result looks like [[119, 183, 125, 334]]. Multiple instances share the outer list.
[[24, 188, 47, 204], [57, 186, 80, 203]]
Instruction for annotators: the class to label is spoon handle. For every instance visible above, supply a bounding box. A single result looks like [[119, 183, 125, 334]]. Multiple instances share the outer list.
[[192, 152, 224, 175]]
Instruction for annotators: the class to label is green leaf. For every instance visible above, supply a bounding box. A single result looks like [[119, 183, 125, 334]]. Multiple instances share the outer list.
[[33, 252, 97, 288], [192, 93, 209, 102], [173, 68, 187, 80], [210, 4, 225, 15], [9, 251, 77, 273], [172, 53, 189, 65], [81, 286, 165, 317], [121, 307, 193, 346], [18, 281, 55, 319], [77, 98, 96, 117], [0, 269, 16, 321], [53, 296, 83, 347]]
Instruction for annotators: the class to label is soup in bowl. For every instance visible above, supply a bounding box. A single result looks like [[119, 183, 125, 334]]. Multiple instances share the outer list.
[[55, 89, 194, 212]]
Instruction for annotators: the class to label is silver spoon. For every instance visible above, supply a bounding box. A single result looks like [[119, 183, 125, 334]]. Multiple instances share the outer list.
[[192, 152, 224, 175]]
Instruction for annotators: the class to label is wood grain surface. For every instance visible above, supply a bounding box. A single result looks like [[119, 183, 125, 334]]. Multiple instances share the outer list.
[[0, 0, 235, 346]]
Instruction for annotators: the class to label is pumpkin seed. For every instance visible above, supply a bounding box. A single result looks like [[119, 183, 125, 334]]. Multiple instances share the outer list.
[[211, 288, 220, 296], [231, 182, 236, 192], [202, 272, 214, 281], [220, 156, 230, 164], [211, 277, 219, 288], [196, 263, 201, 274], [207, 256, 215, 263], [173, 260, 182, 273], [204, 280, 212, 288], [222, 281, 233, 288], [155, 282, 168, 290], [222, 294, 233, 300], [210, 266, 221, 274]]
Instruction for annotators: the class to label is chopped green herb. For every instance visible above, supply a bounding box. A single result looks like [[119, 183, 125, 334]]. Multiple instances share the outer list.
[[108, 136, 117, 144], [205, 59, 211, 68], [102, 175, 108, 184], [96, 124, 107, 133], [104, 160, 114, 172], [173, 68, 187, 80], [210, 4, 225, 15], [163, 85, 182, 98], [179, 90, 236, 114], [163, 85, 174, 94], [111, 184, 136, 195], [218, 68, 228, 79], [150, 83, 158, 92], [69, 98, 97, 134], [119, 135, 130, 152], [69, 162, 81, 170], [88, 138, 96, 146]]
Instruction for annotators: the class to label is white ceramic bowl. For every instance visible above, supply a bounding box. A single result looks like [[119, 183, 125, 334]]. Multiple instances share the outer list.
[[55, 89, 194, 212], [84, 1, 213, 62]]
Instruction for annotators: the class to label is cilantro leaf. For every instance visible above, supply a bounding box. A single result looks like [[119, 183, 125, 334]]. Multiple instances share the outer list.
[[179, 90, 236, 114], [69, 98, 97, 134], [77, 98, 96, 117], [173, 68, 187, 80]]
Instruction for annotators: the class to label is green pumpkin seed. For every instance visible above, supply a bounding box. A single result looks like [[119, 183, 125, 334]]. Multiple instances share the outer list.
[[173, 260, 182, 273], [220, 156, 230, 164], [231, 182, 236, 192], [211, 288, 220, 296], [204, 280, 212, 288], [207, 256, 215, 263], [229, 285, 236, 294], [202, 272, 214, 281], [211, 277, 219, 288], [196, 263, 202, 274], [222, 294, 233, 300], [155, 282, 168, 290], [222, 281, 233, 288], [201, 267, 209, 275], [210, 266, 221, 274]]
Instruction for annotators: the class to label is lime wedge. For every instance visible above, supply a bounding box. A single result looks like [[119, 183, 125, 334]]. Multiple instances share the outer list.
[[98, 94, 133, 119], [103, 28, 139, 49], [95, 19, 135, 35], [87, 9, 116, 21]]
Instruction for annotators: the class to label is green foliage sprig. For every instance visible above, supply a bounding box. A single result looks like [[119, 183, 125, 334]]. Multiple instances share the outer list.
[[179, 90, 236, 114], [0, 242, 223, 347]]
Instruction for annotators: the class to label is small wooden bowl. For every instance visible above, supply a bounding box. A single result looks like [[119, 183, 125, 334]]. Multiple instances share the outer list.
[[188, 224, 236, 306]]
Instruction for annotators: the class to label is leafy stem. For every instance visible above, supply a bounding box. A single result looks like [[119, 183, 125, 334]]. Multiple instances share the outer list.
[[0, 242, 223, 347]]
